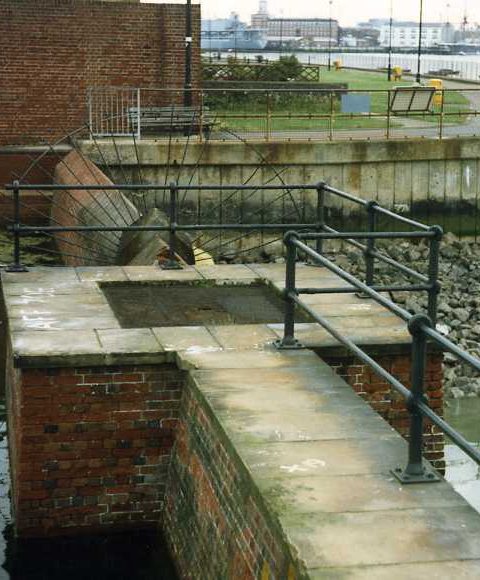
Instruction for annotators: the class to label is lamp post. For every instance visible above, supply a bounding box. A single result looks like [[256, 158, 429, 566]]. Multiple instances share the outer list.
[[327, 0, 333, 71], [387, 0, 393, 81], [416, 0, 424, 83], [184, 0, 193, 107]]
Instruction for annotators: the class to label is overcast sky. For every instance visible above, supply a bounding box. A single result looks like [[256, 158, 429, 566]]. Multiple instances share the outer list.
[[142, 1, 480, 27]]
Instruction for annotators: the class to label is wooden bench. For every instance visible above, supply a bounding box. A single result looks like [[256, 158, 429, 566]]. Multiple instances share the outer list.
[[128, 106, 213, 136]]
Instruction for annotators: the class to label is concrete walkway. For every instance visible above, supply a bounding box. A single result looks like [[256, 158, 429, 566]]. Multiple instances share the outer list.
[[178, 347, 480, 579], [2, 264, 480, 577]]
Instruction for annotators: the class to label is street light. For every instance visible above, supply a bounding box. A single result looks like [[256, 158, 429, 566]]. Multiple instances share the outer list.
[[416, 0, 424, 83], [184, 0, 193, 107], [387, 0, 394, 81], [327, 0, 333, 71]]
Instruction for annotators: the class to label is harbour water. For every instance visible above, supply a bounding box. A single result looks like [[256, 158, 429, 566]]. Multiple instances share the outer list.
[[232, 50, 480, 83], [445, 398, 480, 513]]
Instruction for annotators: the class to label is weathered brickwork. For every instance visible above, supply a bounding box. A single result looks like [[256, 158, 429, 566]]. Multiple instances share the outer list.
[[0, 0, 201, 146], [6, 361, 185, 537], [321, 350, 445, 471], [163, 378, 306, 580]]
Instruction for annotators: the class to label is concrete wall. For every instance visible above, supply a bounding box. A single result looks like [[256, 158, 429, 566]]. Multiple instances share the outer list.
[[81, 138, 480, 237]]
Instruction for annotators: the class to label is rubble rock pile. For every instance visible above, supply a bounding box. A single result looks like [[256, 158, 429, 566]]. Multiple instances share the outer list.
[[343, 233, 480, 399]]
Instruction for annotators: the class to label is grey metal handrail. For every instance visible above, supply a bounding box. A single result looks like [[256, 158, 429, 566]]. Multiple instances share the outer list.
[[277, 231, 480, 484]]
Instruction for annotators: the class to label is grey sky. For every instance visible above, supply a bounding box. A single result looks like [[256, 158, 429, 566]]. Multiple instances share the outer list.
[[142, 1, 480, 28]]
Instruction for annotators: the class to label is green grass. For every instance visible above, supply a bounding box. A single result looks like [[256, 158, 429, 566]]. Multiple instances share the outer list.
[[207, 69, 472, 133]]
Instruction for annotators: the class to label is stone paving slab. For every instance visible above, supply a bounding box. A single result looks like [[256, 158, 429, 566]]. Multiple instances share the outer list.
[[282, 506, 480, 569], [123, 265, 203, 282], [1, 264, 414, 365], [152, 326, 222, 355], [195, 264, 259, 281], [75, 267, 128, 282], [187, 347, 480, 577], [207, 324, 277, 350]]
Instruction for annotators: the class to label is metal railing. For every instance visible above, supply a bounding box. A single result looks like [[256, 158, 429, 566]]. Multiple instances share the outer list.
[[86, 86, 480, 143], [6, 182, 441, 294], [276, 186, 480, 483]]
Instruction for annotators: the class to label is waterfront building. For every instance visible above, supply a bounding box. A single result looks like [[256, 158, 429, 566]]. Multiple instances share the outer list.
[[251, 1, 338, 48], [359, 19, 455, 48]]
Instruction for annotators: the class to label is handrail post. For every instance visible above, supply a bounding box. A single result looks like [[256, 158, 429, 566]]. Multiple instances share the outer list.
[[266, 91, 271, 142], [439, 89, 445, 140], [392, 314, 440, 483], [137, 88, 141, 141], [365, 201, 378, 286], [386, 89, 391, 140], [6, 180, 28, 273], [315, 181, 326, 257], [162, 182, 183, 270], [275, 232, 303, 350], [427, 225, 443, 326]]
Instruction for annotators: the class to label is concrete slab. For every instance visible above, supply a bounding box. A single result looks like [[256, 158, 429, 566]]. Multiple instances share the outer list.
[[152, 326, 222, 354], [76, 267, 128, 282], [195, 264, 259, 281], [207, 324, 277, 350], [281, 506, 480, 569], [258, 473, 466, 515], [9, 314, 120, 332], [12, 330, 102, 366], [97, 328, 163, 354], [123, 266, 202, 282], [177, 348, 326, 371]]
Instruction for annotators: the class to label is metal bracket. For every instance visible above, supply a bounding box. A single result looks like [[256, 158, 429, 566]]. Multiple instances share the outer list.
[[160, 260, 183, 271], [391, 464, 441, 484], [273, 338, 305, 350]]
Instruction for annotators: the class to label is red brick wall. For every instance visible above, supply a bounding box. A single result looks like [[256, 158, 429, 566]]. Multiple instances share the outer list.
[[322, 350, 445, 472], [163, 378, 304, 579], [0, 0, 201, 146], [6, 361, 185, 537]]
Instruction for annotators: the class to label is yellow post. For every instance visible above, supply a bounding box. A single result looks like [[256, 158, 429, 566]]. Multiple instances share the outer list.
[[428, 79, 443, 107]]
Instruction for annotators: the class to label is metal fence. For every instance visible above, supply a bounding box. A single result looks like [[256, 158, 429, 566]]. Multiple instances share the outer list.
[[7, 177, 480, 485], [274, 183, 480, 484], [86, 86, 480, 142]]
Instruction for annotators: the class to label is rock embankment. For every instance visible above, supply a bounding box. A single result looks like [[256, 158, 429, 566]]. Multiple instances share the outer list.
[[339, 233, 480, 399]]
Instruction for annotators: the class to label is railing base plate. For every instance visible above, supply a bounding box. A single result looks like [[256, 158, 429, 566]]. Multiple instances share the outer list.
[[391, 464, 441, 484], [160, 261, 183, 271], [273, 339, 305, 350], [4, 264, 29, 273]]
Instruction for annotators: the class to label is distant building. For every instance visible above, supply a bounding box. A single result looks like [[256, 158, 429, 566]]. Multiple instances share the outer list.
[[359, 19, 455, 48], [251, 1, 338, 48]]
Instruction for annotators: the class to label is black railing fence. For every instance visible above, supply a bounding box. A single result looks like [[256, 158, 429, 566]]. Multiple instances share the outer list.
[[6, 179, 480, 483], [276, 226, 480, 483]]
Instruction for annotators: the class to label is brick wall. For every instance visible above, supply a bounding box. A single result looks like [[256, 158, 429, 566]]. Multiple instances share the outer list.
[[321, 350, 445, 472], [163, 377, 304, 580], [6, 360, 185, 537], [0, 0, 201, 146]]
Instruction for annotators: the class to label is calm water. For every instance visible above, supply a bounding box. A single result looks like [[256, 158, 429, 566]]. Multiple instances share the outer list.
[[0, 399, 178, 580], [445, 398, 480, 513], [233, 50, 480, 82]]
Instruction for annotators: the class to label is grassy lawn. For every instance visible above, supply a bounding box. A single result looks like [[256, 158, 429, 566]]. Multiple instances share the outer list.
[[207, 68, 472, 132]]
